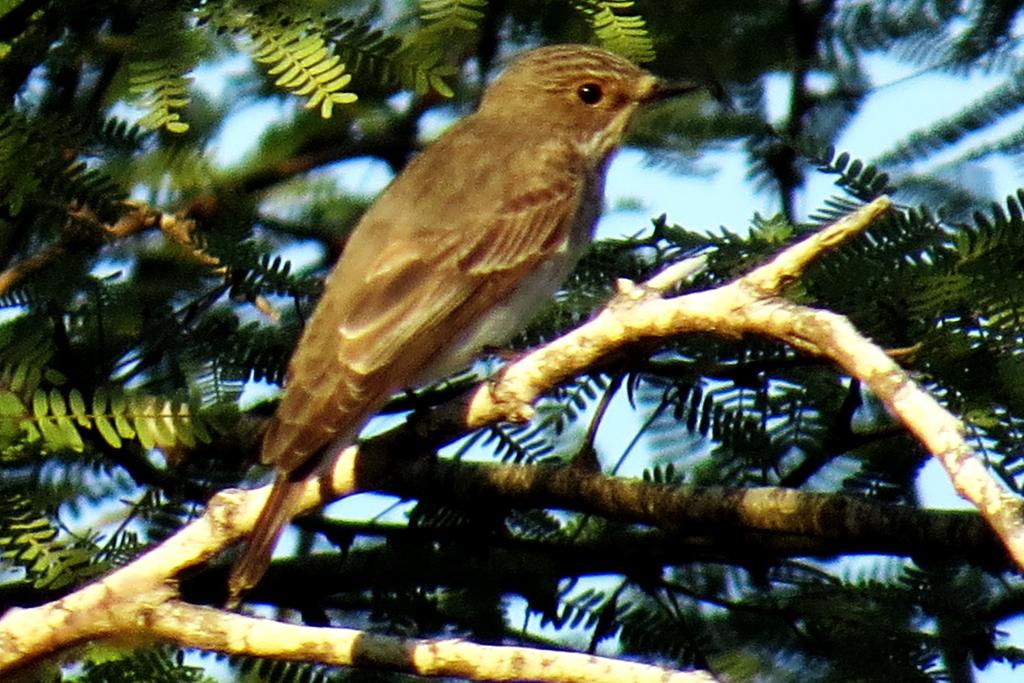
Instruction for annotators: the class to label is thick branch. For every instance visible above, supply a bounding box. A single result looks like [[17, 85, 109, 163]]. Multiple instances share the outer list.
[[186, 505, 1002, 608], [0, 462, 728, 679], [0, 439, 1004, 676]]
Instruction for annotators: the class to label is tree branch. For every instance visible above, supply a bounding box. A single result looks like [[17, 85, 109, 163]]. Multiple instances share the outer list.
[[0, 203, 163, 298], [453, 195, 1024, 569], [151, 600, 717, 683], [180, 510, 1003, 609], [1, 196, 1018, 679]]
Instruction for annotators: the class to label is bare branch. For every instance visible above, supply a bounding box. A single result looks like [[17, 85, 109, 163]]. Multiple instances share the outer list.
[[150, 600, 718, 683]]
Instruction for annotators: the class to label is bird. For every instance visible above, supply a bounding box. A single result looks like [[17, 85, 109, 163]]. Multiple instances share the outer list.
[[228, 43, 699, 602]]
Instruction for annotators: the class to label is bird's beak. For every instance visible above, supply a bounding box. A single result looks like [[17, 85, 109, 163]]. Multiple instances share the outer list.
[[642, 77, 702, 103]]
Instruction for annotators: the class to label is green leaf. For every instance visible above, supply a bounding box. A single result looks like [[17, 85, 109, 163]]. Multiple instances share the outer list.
[[94, 414, 122, 448], [245, 16, 358, 118], [134, 415, 156, 450], [47, 389, 66, 418], [0, 390, 26, 439], [68, 389, 88, 427]]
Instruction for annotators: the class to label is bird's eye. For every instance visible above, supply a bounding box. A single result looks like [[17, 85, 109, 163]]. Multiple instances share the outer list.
[[576, 83, 603, 105]]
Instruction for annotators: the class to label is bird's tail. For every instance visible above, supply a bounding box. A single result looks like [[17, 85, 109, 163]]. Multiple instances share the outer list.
[[227, 473, 301, 607]]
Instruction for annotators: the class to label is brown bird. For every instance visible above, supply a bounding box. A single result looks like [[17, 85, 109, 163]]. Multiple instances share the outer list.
[[228, 43, 699, 602]]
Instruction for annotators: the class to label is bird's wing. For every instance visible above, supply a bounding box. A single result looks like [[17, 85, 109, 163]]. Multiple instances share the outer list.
[[262, 137, 590, 473]]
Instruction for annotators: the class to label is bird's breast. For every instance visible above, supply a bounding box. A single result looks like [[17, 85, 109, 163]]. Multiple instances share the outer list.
[[413, 186, 601, 385]]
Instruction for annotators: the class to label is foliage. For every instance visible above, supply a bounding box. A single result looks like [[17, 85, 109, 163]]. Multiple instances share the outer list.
[[200, 4, 360, 118], [2, 1, 1024, 682], [125, 9, 201, 133], [75, 647, 209, 682], [0, 385, 211, 451], [572, 1, 655, 63], [0, 491, 97, 590], [419, 0, 488, 33]]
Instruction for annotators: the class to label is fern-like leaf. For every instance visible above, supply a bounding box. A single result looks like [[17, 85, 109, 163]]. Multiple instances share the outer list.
[[129, 59, 193, 133], [479, 422, 555, 464], [958, 188, 1024, 261], [875, 76, 1024, 166], [0, 386, 212, 452], [0, 112, 126, 218], [81, 647, 206, 682], [217, 320, 293, 386], [419, 0, 487, 33], [125, 9, 199, 133], [89, 117, 151, 155], [325, 17, 457, 97], [0, 112, 47, 215], [0, 492, 97, 589], [222, 249, 322, 302], [0, 316, 55, 397], [814, 146, 896, 201], [249, 16, 358, 118], [573, 0, 655, 63], [59, 160, 126, 215]]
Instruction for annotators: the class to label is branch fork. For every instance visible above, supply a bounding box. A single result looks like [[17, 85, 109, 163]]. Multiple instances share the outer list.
[[3, 195, 1022, 682]]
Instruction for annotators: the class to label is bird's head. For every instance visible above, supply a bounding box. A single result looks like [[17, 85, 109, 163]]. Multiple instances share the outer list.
[[479, 44, 700, 159]]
